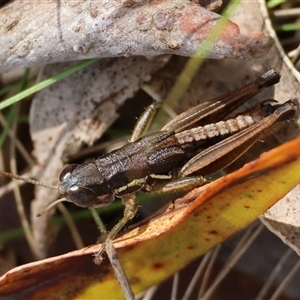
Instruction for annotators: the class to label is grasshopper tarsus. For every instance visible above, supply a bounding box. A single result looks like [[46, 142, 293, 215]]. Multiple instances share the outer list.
[[258, 68, 280, 88], [271, 99, 297, 121]]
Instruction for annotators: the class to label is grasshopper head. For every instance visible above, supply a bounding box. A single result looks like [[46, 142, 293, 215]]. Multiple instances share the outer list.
[[58, 163, 113, 208]]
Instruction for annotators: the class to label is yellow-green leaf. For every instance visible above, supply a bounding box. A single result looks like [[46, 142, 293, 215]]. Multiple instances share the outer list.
[[1, 137, 300, 299]]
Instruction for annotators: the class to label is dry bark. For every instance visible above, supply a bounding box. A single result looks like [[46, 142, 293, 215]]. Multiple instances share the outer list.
[[0, 0, 273, 72]]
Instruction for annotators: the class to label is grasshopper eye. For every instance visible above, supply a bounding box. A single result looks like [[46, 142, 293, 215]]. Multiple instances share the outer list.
[[67, 186, 99, 207], [59, 164, 79, 182], [67, 186, 113, 207]]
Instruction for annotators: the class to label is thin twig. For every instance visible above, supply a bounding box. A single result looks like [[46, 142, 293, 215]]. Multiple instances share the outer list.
[[273, 7, 300, 18], [201, 223, 264, 300], [0, 112, 35, 167], [89, 207, 107, 241], [198, 246, 221, 299], [269, 259, 300, 300], [106, 239, 136, 300], [136, 286, 158, 300], [182, 250, 213, 300], [255, 248, 294, 300], [291, 43, 300, 65], [171, 272, 179, 300], [57, 203, 84, 249], [9, 104, 36, 258]]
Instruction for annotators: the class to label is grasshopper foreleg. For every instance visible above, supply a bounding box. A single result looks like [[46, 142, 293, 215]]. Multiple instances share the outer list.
[[94, 196, 138, 265]]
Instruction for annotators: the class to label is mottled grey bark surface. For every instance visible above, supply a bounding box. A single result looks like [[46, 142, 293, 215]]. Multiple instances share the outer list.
[[0, 0, 273, 72]]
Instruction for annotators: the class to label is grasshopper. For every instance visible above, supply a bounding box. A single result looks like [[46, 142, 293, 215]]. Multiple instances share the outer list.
[[0, 69, 297, 265]]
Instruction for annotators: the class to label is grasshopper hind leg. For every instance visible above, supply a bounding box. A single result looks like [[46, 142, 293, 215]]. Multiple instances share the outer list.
[[151, 176, 208, 194]]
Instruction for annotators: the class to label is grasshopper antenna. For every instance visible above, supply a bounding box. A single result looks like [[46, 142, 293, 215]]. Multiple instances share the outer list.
[[0, 170, 58, 190], [0, 170, 64, 217], [36, 198, 68, 217]]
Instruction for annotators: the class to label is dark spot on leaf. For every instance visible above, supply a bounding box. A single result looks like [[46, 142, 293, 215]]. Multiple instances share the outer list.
[[208, 230, 218, 235], [244, 205, 250, 209], [152, 262, 164, 269], [122, 245, 134, 253], [244, 193, 253, 199]]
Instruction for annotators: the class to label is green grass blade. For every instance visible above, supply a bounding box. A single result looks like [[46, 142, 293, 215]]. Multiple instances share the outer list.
[[0, 59, 99, 111]]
